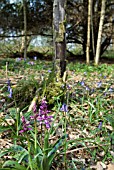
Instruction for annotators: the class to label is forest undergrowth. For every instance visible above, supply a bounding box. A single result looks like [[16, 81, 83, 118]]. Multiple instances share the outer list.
[[0, 57, 114, 170]]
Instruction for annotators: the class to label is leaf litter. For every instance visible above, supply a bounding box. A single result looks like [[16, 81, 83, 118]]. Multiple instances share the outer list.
[[0, 59, 114, 169]]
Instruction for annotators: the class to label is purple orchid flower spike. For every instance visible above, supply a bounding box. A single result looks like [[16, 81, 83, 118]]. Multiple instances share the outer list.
[[20, 116, 32, 133], [37, 98, 52, 129]]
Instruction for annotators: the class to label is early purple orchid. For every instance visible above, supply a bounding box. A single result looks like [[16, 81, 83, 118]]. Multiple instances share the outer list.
[[38, 98, 52, 129], [30, 98, 52, 129], [20, 116, 32, 133]]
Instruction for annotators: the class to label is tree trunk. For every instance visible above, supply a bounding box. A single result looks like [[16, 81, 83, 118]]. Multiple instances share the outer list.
[[20, 30, 32, 53], [86, 0, 92, 64], [95, 0, 106, 65], [23, 0, 27, 59], [53, 0, 67, 77], [112, 28, 114, 50]]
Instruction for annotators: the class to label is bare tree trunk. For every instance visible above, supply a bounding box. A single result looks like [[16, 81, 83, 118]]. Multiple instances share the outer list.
[[113, 28, 114, 50], [91, 0, 95, 58], [53, 0, 67, 77], [20, 30, 32, 53], [23, 0, 27, 59], [95, 0, 106, 65], [86, 0, 92, 64]]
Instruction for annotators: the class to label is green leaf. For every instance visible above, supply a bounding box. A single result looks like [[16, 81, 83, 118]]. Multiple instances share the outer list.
[[30, 131, 42, 153], [0, 168, 12, 170], [0, 126, 11, 133], [14, 149, 28, 163], [0, 150, 11, 158], [41, 155, 49, 170], [2, 160, 26, 170], [11, 145, 27, 152], [44, 131, 49, 155], [106, 115, 114, 129], [48, 134, 67, 165]]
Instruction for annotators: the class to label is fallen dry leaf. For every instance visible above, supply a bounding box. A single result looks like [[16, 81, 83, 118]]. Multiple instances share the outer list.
[[107, 163, 114, 170]]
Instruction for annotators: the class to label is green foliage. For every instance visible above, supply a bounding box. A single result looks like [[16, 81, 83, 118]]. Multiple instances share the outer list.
[[0, 59, 114, 169], [2, 160, 27, 170]]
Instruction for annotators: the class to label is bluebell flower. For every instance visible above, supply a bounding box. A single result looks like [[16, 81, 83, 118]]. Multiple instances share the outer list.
[[28, 61, 34, 65], [98, 121, 102, 129], [84, 72, 87, 75], [8, 87, 12, 98], [85, 86, 90, 91], [24, 58, 27, 61], [80, 81, 85, 86], [97, 81, 102, 87], [34, 56, 37, 60], [60, 103, 68, 112], [16, 58, 21, 62], [7, 79, 11, 86], [48, 70, 52, 73], [91, 88, 94, 93], [108, 88, 113, 92], [7, 79, 12, 98], [8, 85, 11, 92], [67, 84, 71, 89]]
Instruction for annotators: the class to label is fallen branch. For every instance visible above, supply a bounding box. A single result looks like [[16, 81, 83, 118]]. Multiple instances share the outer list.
[[61, 144, 109, 154]]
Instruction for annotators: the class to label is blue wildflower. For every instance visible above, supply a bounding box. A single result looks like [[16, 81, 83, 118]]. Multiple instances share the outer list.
[[60, 103, 68, 112], [34, 56, 37, 60], [8, 87, 12, 98], [80, 81, 85, 86], [48, 70, 52, 73], [7, 79, 11, 86], [16, 58, 21, 62], [7, 79, 12, 98], [97, 81, 102, 87], [28, 61, 34, 65], [108, 88, 113, 92], [84, 72, 87, 75], [98, 121, 102, 129], [91, 88, 95, 93], [85, 86, 90, 91]]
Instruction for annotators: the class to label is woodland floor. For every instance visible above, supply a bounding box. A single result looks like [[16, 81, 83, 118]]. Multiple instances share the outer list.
[[0, 55, 114, 170]]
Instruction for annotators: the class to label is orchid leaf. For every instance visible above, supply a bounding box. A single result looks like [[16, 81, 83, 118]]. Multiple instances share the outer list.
[[2, 160, 26, 170]]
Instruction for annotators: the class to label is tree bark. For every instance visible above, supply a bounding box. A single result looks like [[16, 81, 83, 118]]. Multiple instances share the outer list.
[[95, 0, 106, 65], [86, 0, 92, 64], [23, 0, 27, 59], [20, 30, 32, 53], [53, 0, 67, 77]]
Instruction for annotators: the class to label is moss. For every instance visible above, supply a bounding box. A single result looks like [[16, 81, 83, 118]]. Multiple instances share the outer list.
[[55, 22, 66, 42]]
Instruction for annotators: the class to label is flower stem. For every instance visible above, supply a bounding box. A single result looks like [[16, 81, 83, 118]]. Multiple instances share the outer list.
[[41, 124, 43, 148], [27, 137, 33, 170], [34, 120, 37, 153], [64, 111, 67, 169]]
